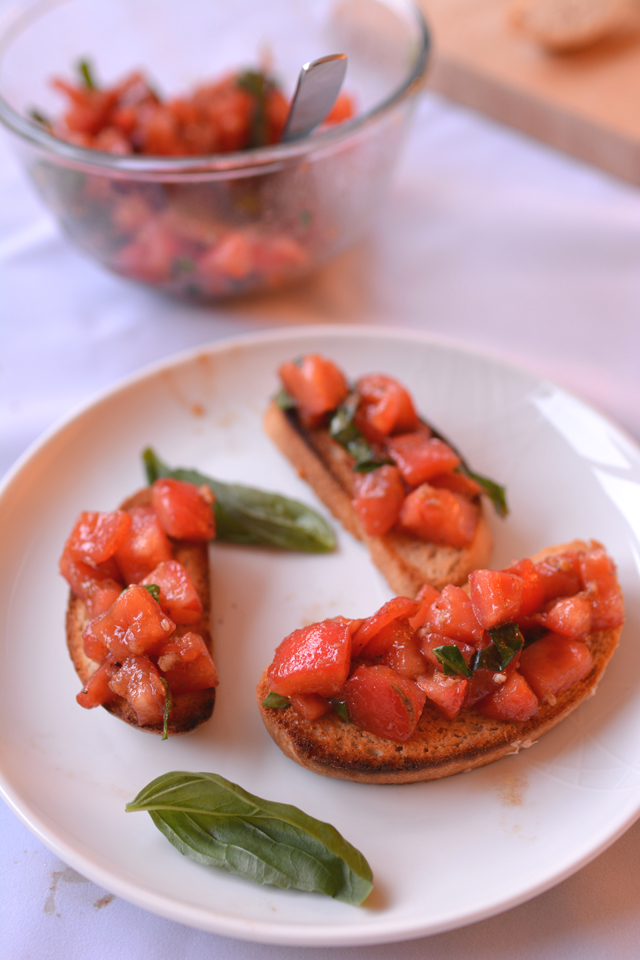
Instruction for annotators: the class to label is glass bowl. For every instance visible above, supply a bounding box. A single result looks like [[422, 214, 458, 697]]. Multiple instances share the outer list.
[[0, 0, 429, 300]]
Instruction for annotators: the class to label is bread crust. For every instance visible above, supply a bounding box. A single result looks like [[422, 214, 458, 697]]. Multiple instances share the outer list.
[[257, 540, 623, 783], [264, 401, 493, 594], [66, 488, 215, 735]]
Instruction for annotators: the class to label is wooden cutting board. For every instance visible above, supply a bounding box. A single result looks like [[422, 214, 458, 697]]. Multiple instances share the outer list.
[[422, 0, 640, 185]]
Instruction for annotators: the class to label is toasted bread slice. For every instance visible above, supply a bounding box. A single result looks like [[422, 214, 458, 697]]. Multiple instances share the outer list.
[[264, 401, 493, 595], [509, 0, 629, 51], [66, 488, 215, 735], [257, 541, 623, 783]]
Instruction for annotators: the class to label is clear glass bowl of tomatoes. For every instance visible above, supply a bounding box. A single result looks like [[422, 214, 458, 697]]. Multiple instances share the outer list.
[[0, 0, 429, 300]]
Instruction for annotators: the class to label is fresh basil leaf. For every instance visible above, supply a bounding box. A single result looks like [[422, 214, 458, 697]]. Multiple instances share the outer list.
[[142, 448, 335, 553], [262, 692, 290, 709], [77, 58, 96, 90], [330, 699, 349, 721], [465, 470, 509, 518], [236, 70, 269, 148], [433, 645, 473, 678], [29, 108, 50, 126], [126, 771, 373, 904], [143, 583, 161, 601], [274, 388, 296, 411], [473, 622, 524, 672], [159, 679, 173, 741], [328, 400, 391, 473]]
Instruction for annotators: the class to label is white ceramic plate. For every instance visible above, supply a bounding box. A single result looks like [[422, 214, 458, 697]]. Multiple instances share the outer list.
[[1, 327, 640, 947]]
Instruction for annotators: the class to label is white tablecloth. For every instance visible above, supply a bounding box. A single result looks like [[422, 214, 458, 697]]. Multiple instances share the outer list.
[[2, 85, 640, 959]]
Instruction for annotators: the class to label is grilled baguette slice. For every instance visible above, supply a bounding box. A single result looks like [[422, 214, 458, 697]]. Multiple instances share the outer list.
[[264, 401, 493, 595], [66, 487, 215, 735], [257, 541, 623, 784]]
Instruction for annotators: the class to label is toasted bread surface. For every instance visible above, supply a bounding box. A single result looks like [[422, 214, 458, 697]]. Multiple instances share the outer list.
[[264, 401, 493, 594], [257, 540, 623, 783], [509, 0, 628, 51], [66, 487, 215, 735]]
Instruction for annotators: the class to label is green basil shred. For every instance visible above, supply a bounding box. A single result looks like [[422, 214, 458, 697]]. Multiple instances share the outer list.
[[261, 692, 290, 709]]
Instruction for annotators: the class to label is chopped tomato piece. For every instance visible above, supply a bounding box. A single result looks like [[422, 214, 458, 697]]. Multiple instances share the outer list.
[[108, 656, 166, 726], [397, 484, 479, 548], [323, 91, 355, 125], [417, 669, 467, 719], [279, 354, 348, 418], [463, 667, 502, 708], [83, 579, 123, 619], [59, 553, 123, 618], [534, 593, 592, 638], [351, 597, 419, 657], [422, 584, 483, 643], [151, 478, 215, 541], [408, 584, 441, 631], [503, 558, 545, 617], [519, 633, 593, 700], [534, 553, 581, 602], [342, 665, 426, 742], [89, 583, 175, 658], [420, 632, 475, 670], [353, 374, 418, 443], [382, 634, 427, 678], [114, 506, 173, 583], [469, 569, 523, 630], [351, 465, 405, 536], [83, 620, 109, 663], [362, 616, 415, 659], [141, 560, 203, 624], [157, 631, 218, 693], [386, 434, 461, 487], [579, 548, 624, 630], [429, 471, 483, 499], [267, 618, 354, 698], [63, 510, 132, 566], [76, 659, 117, 709], [476, 671, 538, 722], [289, 692, 331, 721]]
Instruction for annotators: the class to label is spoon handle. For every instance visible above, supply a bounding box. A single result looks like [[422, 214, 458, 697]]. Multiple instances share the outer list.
[[281, 54, 348, 143]]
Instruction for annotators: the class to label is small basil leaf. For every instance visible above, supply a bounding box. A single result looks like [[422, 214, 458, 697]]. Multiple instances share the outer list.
[[330, 699, 349, 721], [159, 679, 173, 741], [329, 400, 391, 472], [274, 388, 296, 411], [142, 448, 335, 553], [236, 70, 269, 148], [77, 58, 96, 90], [262, 692, 290, 709], [473, 623, 524, 672], [126, 771, 373, 904], [433, 645, 473, 678], [465, 470, 509, 518], [143, 583, 161, 601]]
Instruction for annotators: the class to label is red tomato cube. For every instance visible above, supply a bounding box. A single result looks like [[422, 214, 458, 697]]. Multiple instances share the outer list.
[[429, 471, 483, 499], [502, 558, 545, 617], [534, 593, 592, 638], [352, 464, 406, 536], [342, 665, 426, 742], [289, 693, 332, 721], [519, 633, 593, 700], [362, 617, 415, 659], [417, 669, 467, 720], [476, 671, 538, 722], [397, 484, 479, 548], [351, 597, 419, 656], [408, 584, 441, 630], [108, 656, 167, 726], [89, 583, 175, 658], [534, 553, 581, 602], [114, 506, 173, 583], [63, 510, 132, 566], [386, 434, 461, 487], [469, 569, 523, 630], [279, 354, 349, 417], [382, 636, 427, 678], [267, 619, 354, 698], [353, 374, 418, 442], [141, 560, 203, 624], [422, 584, 483, 643], [420, 632, 475, 670], [157, 631, 218, 693], [76, 659, 117, 709], [151, 478, 216, 541], [579, 548, 624, 630]]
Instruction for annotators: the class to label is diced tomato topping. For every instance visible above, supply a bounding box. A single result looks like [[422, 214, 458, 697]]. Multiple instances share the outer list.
[[353, 374, 418, 443], [289, 692, 332, 721], [534, 553, 582, 602], [157, 631, 218, 693], [151, 478, 215, 541], [279, 354, 349, 418], [342, 665, 426, 742], [579, 548, 625, 630], [534, 593, 592, 638], [76, 659, 117, 709], [382, 635, 427, 678], [59, 553, 124, 618], [422, 584, 483, 643], [108, 656, 167, 726], [83, 579, 123, 619], [89, 583, 175, 658], [351, 597, 419, 656], [420, 632, 475, 670], [267, 618, 354, 698], [476, 671, 539, 722], [141, 560, 203, 624], [503, 558, 545, 617], [417, 669, 468, 720], [361, 616, 415, 659], [114, 506, 173, 583], [429, 471, 483, 498], [408, 584, 441, 631], [63, 510, 132, 566], [397, 484, 479, 548], [386, 434, 461, 487], [351, 465, 405, 536], [469, 569, 523, 630], [323, 91, 355, 125], [82, 620, 109, 662], [519, 633, 593, 700]]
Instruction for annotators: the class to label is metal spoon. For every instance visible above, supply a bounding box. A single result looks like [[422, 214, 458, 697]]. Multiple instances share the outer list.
[[280, 54, 348, 143]]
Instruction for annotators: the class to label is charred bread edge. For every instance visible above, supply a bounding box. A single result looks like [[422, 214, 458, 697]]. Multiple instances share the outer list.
[[256, 539, 622, 784], [263, 400, 493, 594], [66, 487, 215, 735]]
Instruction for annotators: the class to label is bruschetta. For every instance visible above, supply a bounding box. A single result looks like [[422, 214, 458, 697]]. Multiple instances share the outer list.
[[264, 354, 503, 595], [257, 540, 624, 783], [60, 479, 218, 735]]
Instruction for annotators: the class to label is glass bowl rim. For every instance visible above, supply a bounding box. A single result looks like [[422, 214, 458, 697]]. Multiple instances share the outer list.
[[0, 0, 430, 176]]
